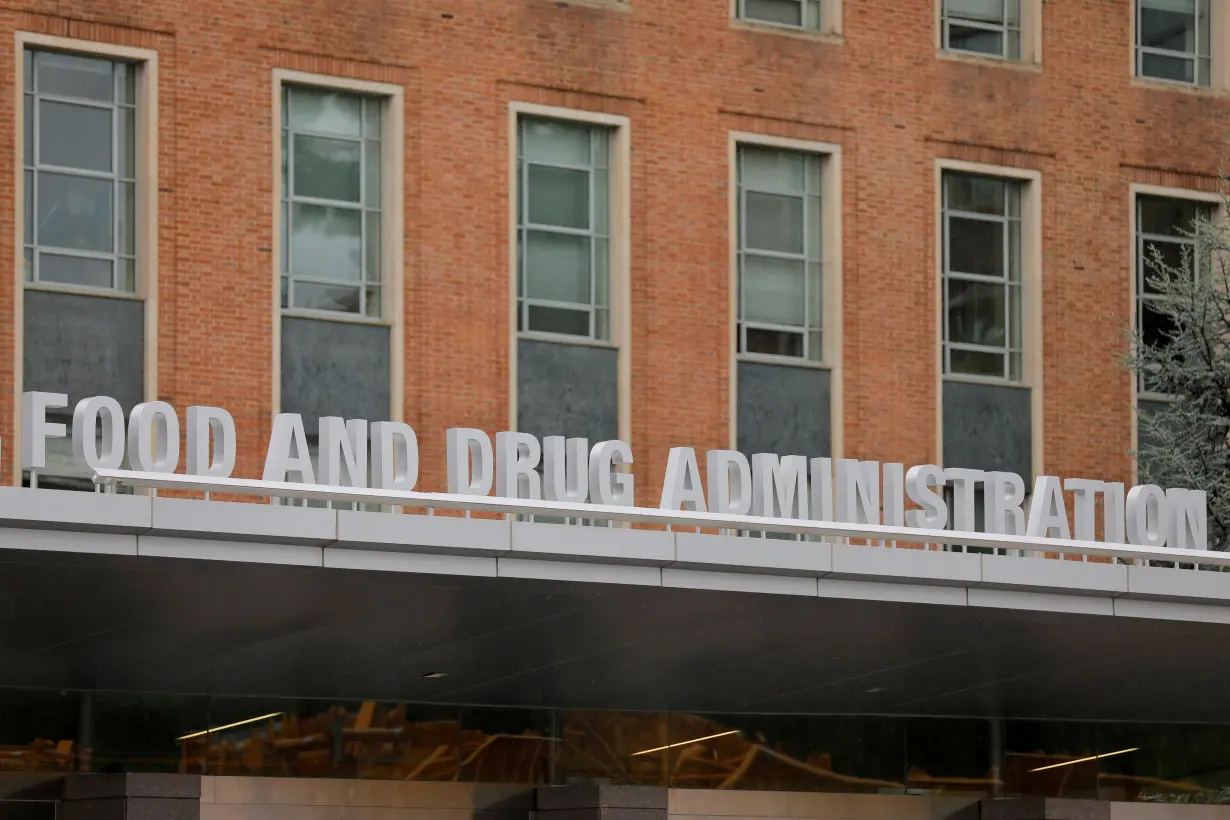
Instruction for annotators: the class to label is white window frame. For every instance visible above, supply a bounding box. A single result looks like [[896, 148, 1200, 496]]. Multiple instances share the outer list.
[[13, 32, 160, 486], [731, 0, 842, 38], [506, 102, 631, 442], [270, 69, 405, 426], [933, 159, 1043, 476], [728, 131, 844, 458], [935, 0, 1042, 66], [1127, 183, 1224, 481], [940, 171, 1024, 383], [1132, 0, 1220, 89]]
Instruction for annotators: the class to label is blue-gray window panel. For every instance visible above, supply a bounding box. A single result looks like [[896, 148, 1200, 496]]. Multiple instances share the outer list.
[[517, 339, 618, 444], [280, 316, 390, 430], [23, 290, 144, 411], [736, 361, 831, 459], [942, 380, 1031, 478]]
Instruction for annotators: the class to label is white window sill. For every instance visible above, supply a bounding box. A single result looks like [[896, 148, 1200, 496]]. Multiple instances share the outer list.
[[280, 308, 390, 327], [730, 19, 843, 45], [936, 49, 1041, 72], [517, 331, 618, 351], [1130, 76, 1223, 97], [737, 352, 831, 371], [942, 373, 1029, 389], [24, 282, 143, 302]]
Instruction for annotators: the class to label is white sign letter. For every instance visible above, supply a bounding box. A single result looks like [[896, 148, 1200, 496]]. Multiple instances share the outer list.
[[707, 450, 751, 516], [73, 396, 125, 472], [496, 431, 542, 500], [944, 468, 984, 533], [319, 417, 368, 487], [186, 406, 236, 478], [751, 453, 808, 519], [660, 447, 706, 512], [543, 436, 588, 503], [984, 471, 1026, 536], [589, 440, 634, 506], [1064, 478, 1103, 541], [128, 401, 180, 473], [22, 391, 67, 470], [906, 464, 948, 529], [446, 428, 493, 496], [1027, 476, 1071, 540], [263, 413, 315, 483], [371, 422, 418, 491], [1167, 488, 1208, 551], [836, 459, 879, 525], [1126, 484, 1170, 548], [810, 457, 834, 522]]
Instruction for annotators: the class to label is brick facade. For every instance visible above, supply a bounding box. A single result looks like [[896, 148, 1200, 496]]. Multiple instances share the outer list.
[[2, 0, 1226, 504]]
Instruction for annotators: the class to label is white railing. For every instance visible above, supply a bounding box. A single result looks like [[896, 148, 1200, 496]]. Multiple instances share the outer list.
[[88, 468, 1230, 571]]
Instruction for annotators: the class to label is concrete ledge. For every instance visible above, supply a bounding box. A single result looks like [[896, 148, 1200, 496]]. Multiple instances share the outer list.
[[499, 557, 662, 587], [968, 587, 1114, 617], [138, 536, 323, 567], [816, 577, 968, 606], [510, 521, 674, 567], [830, 543, 981, 586], [0, 528, 136, 556], [337, 511, 511, 557], [0, 488, 150, 534], [673, 532, 831, 576], [1125, 565, 1230, 604], [324, 547, 498, 578], [979, 554, 1127, 597], [663, 567, 818, 596], [150, 498, 335, 546]]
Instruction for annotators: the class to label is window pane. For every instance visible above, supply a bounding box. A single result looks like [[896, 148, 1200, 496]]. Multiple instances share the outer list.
[[116, 63, 136, 105], [362, 98, 382, 139], [293, 135, 361, 202], [23, 171, 32, 245], [38, 101, 112, 171], [945, 0, 1005, 23], [22, 50, 32, 92], [294, 282, 361, 313], [1141, 300, 1178, 350], [38, 253, 112, 288], [593, 168, 609, 234], [950, 348, 1005, 377], [289, 203, 362, 281], [22, 94, 32, 165], [1008, 284, 1021, 349], [947, 279, 1007, 347], [527, 165, 590, 229], [365, 286, 381, 318], [525, 231, 591, 304], [743, 0, 803, 27], [1141, 52, 1195, 82], [1139, 196, 1205, 236], [288, 87, 362, 136], [37, 172, 112, 252], [1140, 1, 1198, 53], [948, 25, 1004, 56], [1141, 239, 1193, 292], [35, 52, 113, 101], [946, 174, 1006, 215], [528, 304, 590, 336], [364, 140, 381, 207], [745, 192, 805, 254], [744, 255, 806, 326], [118, 258, 135, 292], [741, 148, 806, 194], [594, 237, 609, 308], [118, 107, 136, 179], [522, 119, 591, 166], [118, 182, 136, 257], [745, 326, 804, 357], [365, 212, 381, 283], [948, 217, 1004, 277]]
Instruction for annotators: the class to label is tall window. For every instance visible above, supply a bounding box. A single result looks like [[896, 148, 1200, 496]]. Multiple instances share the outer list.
[[516, 117, 612, 341], [1136, 0, 1211, 86], [942, 172, 1023, 381], [24, 50, 137, 293], [941, 0, 1021, 59], [281, 85, 383, 318], [736, 145, 824, 362], [736, 0, 822, 31], [1136, 195, 1212, 395]]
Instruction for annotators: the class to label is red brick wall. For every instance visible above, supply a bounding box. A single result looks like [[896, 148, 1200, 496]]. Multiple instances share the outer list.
[[2, 0, 1227, 502]]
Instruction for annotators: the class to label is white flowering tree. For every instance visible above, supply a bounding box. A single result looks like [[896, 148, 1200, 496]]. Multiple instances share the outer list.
[[1126, 184, 1230, 551]]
